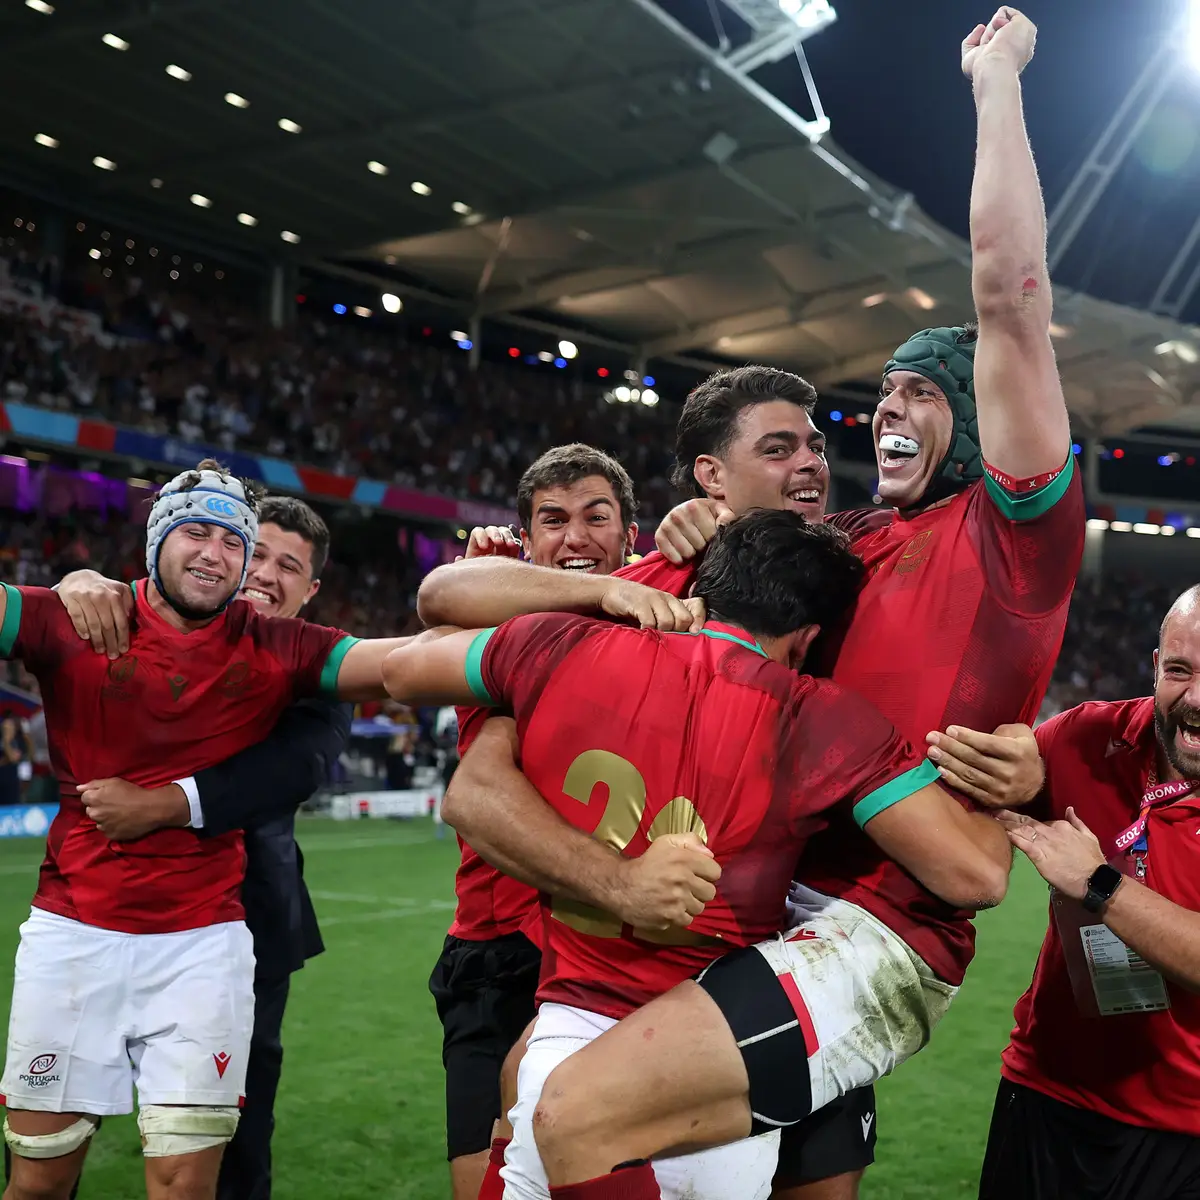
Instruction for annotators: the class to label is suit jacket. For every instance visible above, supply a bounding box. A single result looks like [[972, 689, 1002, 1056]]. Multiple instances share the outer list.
[[196, 698, 352, 980]]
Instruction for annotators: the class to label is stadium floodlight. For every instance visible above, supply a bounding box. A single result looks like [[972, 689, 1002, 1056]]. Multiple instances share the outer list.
[[102, 33, 129, 50], [381, 293, 403, 314], [237, 212, 257, 226], [367, 160, 388, 176], [165, 64, 192, 81], [280, 230, 300, 243], [34, 133, 58, 148], [277, 118, 301, 134], [224, 92, 250, 108], [190, 194, 212, 208], [641, 388, 659, 407], [25, 0, 54, 13], [410, 180, 432, 196], [452, 201, 472, 215], [614, 386, 632, 403], [719, 0, 835, 36], [557, 340, 578, 360], [92, 156, 117, 171]]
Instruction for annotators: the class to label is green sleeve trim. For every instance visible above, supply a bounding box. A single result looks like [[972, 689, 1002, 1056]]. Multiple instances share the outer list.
[[982, 453, 1074, 521], [0, 585, 21, 659], [318, 634, 361, 696], [465, 628, 499, 706], [853, 760, 941, 828]]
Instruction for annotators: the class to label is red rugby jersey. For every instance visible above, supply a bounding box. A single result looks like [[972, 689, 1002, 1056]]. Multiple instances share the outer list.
[[1002, 698, 1200, 1135], [1, 581, 355, 934], [798, 463, 1084, 985], [467, 612, 936, 1020]]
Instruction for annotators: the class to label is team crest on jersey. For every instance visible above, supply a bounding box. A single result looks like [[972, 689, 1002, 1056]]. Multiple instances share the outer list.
[[102, 655, 138, 699], [220, 661, 255, 697], [18, 1053, 60, 1089], [894, 530, 934, 576]]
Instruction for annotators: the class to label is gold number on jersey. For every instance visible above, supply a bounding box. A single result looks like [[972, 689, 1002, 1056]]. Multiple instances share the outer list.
[[551, 750, 708, 944]]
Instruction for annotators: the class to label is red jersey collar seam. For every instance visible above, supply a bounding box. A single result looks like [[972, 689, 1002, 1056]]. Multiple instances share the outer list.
[[1115, 696, 1156, 759]]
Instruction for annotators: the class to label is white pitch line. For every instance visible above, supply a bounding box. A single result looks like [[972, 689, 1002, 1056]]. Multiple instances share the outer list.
[[320, 902, 456, 927], [308, 890, 450, 907]]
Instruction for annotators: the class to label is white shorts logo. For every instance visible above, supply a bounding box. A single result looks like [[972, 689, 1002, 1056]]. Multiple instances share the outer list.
[[860, 1112, 875, 1141], [19, 1053, 61, 1089]]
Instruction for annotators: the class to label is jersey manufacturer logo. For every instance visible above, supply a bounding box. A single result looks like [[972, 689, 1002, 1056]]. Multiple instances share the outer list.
[[861, 1111, 875, 1141], [168, 675, 188, 701], [213, 1051, 231, 1079], [102, 655, 139, 700], [894, 530, 934, 576], [205, 496, 238, 518]]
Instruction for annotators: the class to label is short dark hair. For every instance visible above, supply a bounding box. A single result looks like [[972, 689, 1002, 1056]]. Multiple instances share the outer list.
[[672, 366, 818, 494], [180, 457, 266, 513], [258, 496, 331, 577], [517, 443, 638, 530], [693, 509, 864, 640]]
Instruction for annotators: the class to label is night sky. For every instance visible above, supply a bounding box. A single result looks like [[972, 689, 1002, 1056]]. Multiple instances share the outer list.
[[675, 0, 1199, 321]]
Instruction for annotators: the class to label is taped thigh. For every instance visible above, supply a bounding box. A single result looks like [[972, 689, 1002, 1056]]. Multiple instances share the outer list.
[[137, 1104, 240, 1158]]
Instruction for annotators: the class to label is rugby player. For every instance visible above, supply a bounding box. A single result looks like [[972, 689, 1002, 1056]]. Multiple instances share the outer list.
[[431, 444, 657, 1200], [0, 460, 465, 1200], [387, 509, 1010, 1199], [49, 496, 349, 1200], [417, 9, 1079, 1197]]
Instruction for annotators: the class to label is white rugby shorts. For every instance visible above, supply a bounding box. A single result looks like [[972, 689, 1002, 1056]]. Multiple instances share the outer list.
[[503, 1002, 781, 1200], [1, 908, 255, 1115]]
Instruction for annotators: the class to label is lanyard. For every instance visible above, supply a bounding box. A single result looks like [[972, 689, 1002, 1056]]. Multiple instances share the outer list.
[[1113, 771, 1197, 853]]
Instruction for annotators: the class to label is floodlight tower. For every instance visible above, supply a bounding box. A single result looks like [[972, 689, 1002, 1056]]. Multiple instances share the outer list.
[[1048, 5, 1200, 320]]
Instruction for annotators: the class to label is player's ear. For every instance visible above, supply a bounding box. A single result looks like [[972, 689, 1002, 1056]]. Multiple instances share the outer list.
[[303, 578, 320, 608], [788, 624, 821, 670], [693, 455, 725, 500], [519, 528, 533, 560], [1152, 647, 1159, 681], [623, 523, 638, 558]]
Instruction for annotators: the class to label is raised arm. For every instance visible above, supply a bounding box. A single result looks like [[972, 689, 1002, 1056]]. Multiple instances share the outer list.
[[862, 782, 1012, 910], [444, 717, 721, 929], [964, 8, 1070, 479]]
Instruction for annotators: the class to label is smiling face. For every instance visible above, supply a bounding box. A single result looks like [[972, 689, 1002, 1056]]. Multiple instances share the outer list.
[[156, 522, 246, 617], [242, 521, 320, 619], [694, 401, 829, 521], [1154, 594, 1200, 780], [873, 370, 955, 508], [520, 476, 636, 575]]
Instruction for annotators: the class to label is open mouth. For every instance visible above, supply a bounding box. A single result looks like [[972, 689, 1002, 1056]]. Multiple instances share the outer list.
[[187, 568, 222, 587], [785, 487, 822, 509], [1178, 717, 1200, 752], [558, 558, 601, 572], [243, 587, 277, 607], [879, 433, 921, 471]]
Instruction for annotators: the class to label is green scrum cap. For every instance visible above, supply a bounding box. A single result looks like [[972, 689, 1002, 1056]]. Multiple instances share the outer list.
[[883, 325, 981, 500]]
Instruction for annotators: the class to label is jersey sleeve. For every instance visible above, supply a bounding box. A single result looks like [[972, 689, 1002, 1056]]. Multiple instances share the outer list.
[[614, 552, 696, 598], [0, 585, 76, 672], [257, 614, 360, 698], [455, 705, 490, 755], [1029, 708, 1073, 822], [463, 613, 595, 723], [786, 679, 940, 830], [968, 454, 1084, 616]]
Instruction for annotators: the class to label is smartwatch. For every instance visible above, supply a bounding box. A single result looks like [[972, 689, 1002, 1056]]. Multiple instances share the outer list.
[[1081, 864, 1123, 913]]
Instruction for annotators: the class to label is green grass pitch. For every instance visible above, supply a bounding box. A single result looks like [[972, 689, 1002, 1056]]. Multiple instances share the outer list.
[[0, 818, 1051, 1199]]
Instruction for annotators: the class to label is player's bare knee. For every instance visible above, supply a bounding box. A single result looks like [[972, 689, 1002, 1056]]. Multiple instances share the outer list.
[[533, 1058, 600, 1154], [137, 1104, 239, 1159], [2, 1117, 95, 1200]]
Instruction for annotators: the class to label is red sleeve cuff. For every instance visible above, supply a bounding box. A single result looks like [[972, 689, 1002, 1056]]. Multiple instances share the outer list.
[[982, 460, 1067, 494]]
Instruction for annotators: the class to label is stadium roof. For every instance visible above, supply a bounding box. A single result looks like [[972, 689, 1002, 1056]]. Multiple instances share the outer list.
[[5, 0, 1200, 437]]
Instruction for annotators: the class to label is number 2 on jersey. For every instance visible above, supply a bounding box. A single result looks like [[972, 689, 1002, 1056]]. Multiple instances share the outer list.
[[551, 749, 707, 943]]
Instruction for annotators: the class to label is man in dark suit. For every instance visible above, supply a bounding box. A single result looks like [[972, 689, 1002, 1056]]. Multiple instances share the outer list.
[[50, 496, 351, 1200]]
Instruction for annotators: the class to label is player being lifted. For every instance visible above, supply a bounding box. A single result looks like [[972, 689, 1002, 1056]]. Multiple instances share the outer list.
[[385, 509, 1011, 1199], [0, 460, 443, 1200], [418, 9, 1080, 1198]]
